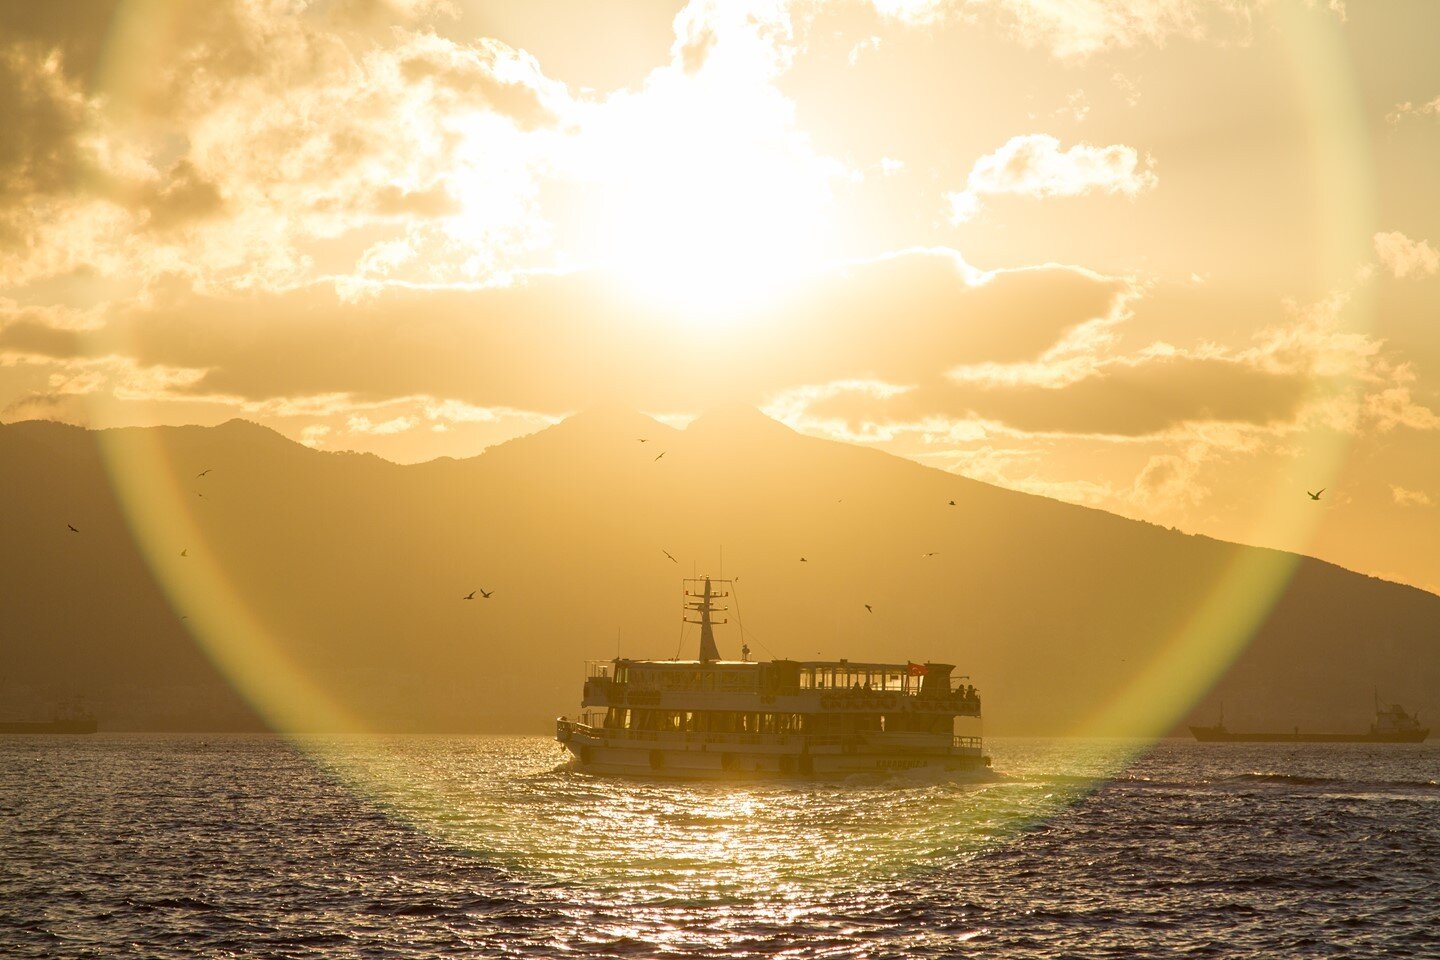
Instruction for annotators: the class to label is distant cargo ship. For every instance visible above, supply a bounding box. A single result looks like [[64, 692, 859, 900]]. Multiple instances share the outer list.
[[0, 705, 97, 734], [1190, 700, 1428, 743]]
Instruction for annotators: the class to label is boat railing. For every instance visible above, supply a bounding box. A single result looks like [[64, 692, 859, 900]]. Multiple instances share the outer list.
[[583, 681, 981, 713], [562, 725, 817, 747], [558, 720, 981, 753]]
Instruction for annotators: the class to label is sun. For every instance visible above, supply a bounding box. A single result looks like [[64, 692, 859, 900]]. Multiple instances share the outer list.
[[570, 70, 841, 321]]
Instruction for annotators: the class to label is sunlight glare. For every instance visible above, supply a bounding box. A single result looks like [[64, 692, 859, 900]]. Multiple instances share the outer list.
[[573, 69, 840, 320]]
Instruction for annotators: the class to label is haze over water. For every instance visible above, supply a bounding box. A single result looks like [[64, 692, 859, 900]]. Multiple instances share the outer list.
[[4, 736, 1436, 958]]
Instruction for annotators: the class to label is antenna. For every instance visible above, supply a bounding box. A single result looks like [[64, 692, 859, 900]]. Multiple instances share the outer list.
[[730, 580, 780, 661]]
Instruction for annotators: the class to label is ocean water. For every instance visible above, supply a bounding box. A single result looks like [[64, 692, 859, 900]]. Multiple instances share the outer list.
[[2, 735, 1437, 958]]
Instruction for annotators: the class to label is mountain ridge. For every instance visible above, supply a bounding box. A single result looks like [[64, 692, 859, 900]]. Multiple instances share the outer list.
[[2, 411, 1436, 735]]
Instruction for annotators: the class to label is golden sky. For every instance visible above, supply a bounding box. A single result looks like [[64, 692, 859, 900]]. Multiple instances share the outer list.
[[2, 0, 1439, 591]]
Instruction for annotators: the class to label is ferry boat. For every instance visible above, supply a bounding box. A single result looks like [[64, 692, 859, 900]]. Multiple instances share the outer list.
[[556, 578, 990, 779], [1190, 699, 1429, 743]]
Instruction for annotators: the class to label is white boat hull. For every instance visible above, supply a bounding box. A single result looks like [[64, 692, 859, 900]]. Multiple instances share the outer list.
[[557, 723, 989, 780]]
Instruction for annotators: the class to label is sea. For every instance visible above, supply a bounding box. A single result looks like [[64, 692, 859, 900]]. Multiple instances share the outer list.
[[2, 735, 1437, 958]]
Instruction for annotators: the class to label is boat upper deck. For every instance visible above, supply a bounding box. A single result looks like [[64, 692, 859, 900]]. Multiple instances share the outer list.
[[583, 656, 980, 715]]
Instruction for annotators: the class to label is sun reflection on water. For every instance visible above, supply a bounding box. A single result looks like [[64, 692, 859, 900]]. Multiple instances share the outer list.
[[296, 736, 1129, 902]]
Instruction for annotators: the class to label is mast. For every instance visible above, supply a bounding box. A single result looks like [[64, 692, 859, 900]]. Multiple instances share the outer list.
[[684, 577, 731, 662]]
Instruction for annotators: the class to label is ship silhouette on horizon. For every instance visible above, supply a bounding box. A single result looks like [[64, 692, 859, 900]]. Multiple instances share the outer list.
[[1190, 698, 1428, 743]]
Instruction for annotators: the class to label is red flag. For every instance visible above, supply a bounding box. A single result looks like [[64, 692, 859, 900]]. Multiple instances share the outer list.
[[906, 661, 928, 677]]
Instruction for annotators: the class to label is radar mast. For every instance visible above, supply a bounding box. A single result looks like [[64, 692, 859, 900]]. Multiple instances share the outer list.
[[684, 577, 731, 662]]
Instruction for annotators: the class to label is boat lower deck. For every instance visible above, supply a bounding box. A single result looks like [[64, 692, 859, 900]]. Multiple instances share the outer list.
[[557, 720, 990, 780]]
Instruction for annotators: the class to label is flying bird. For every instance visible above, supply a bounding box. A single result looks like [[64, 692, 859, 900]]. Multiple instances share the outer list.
[[637, 438, 648, 443], [464, 591, 476, 600], [1307, 489, 1324, 501], [196, 468, 212, 478], [195, 491, 206, 499], [480, 588, 493, 599], [865, 604, 873, 613], [799, 557, 808, 563], [948, 500, 956, 506], [662, 549, 678, 563], [654, 451, 666, 461], [923, 551, 939, 558], [67, 524, 79, 533], [180, 549, 188, 558]]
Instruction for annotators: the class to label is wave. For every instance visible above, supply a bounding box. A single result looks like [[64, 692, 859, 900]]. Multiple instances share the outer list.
[[999, 772, 1440, 795], [1217, 772, 1440, 791]]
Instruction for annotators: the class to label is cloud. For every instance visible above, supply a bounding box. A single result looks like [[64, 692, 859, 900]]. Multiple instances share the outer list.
[[346, 414, 419, 435], [766, 274, 1432, 449], [0, 319, 84, 359], [395, 33, 563, 130], [668, 0, 798, 81], [1373, 231, 1439, 280], [0, 40, 92, 205], [849, 36, 884, 65], [1061, 89, 1091, 123], [0, 390, 86, 425], [0, 249, 1128, 419], [1131, 453, 1208, 507], [867, 1, 1346, 62], [0, 0, 866, 322], [299, 423, 331, 448], [949, 133, 1157, 223], [1391, 485, 1432, 508], [1365, 386, 1440, 433], [785, 350, 1313, 439], [963, 0, 1215, 60], [1385, 95, 1440, 126], [870, 0, 951, 25], [0, 3, 574, 294]]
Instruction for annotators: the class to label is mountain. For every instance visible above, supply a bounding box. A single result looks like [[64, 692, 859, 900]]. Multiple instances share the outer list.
[[2, 410, 1437, 735]]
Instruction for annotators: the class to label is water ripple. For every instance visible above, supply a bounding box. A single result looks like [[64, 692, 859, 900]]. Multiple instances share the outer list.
[[2, 735, 1437, 957]]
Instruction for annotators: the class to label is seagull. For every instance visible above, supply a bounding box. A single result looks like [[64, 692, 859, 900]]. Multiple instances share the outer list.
[[464, 590, 476, 600], [479, 588, 493, 599], [923, 551, 939, 558], [662, 549, 678, 563], [799, 557, 808, 563], [180, 549, 188, 558], [196, 468, 212, 478], [948, 500, 956, 506], [638, 438, 648, 443], [195, 491, 206, 499], [865, 604, 873, 613], [67, 524, 79, 533], [1307, 488, 1324, 501], [654, 451, 666, 461]]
